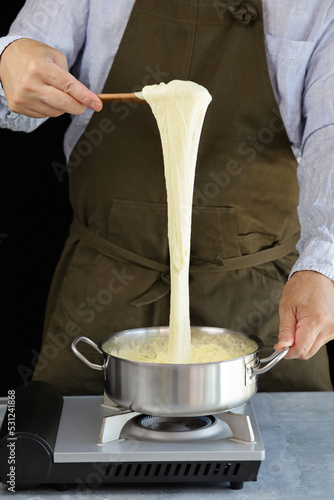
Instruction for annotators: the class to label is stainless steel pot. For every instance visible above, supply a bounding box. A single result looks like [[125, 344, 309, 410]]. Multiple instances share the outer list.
[[72, 326, 288, 416]]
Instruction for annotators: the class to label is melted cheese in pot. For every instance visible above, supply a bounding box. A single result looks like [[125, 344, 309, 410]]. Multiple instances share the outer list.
[[105, 332, 258, 364], [142, 80, 212, 363]]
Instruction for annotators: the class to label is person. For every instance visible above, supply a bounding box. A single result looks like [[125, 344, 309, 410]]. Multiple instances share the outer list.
[[0, 0, 333, 394]]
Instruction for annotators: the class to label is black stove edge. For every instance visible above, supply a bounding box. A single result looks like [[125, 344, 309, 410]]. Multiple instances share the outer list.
[[4, 459, 261, 491], [0, 382, 64, 489]]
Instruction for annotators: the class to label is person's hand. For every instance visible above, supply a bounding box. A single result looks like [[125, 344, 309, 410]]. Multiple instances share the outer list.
[[0, 38, 102, 118], [275, 270, 334, 359]]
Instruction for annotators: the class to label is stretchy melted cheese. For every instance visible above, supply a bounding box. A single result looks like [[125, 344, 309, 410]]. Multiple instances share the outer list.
[[142, 80, 212, 363], [105, 81, 257, 364], [105, 81, 258, 364]]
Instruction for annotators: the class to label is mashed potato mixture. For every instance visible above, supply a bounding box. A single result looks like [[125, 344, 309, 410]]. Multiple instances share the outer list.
[[104, 331, 258, 364]]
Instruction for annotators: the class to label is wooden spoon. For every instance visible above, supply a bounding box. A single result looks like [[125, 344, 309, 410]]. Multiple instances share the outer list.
[[97, 92, 145, 103]]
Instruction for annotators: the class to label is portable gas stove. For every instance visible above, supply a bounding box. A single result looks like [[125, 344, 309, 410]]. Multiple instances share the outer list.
[[0, 382, 264, 491]]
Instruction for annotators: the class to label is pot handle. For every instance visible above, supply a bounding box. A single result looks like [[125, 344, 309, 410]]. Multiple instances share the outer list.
[[249, 347, 289, 378], [71, 336, 104, 371]]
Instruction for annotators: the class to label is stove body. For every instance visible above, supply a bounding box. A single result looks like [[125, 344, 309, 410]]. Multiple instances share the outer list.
[[0, 382, 264, 491]]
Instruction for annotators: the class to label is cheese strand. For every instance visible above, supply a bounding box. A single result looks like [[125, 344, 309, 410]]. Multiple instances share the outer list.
[[143, 80, 212, 363]]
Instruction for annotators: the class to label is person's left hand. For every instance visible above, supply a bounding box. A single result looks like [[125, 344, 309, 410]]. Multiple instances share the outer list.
[[275, 270, 334, 359]]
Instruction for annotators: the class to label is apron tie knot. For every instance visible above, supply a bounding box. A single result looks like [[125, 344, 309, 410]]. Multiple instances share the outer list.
[[131, 272, 170, 307], [229, 2, 257, 24]]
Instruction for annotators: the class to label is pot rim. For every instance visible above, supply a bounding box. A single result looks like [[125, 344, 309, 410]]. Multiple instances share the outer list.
[[100, 325, 264, 367]]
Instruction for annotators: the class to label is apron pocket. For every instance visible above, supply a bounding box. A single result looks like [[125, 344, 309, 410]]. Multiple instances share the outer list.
[[191, 206, 241, 262], [108, 199, 169, 264], [238, 232, 279, 255], [238, 232, 291, 283]]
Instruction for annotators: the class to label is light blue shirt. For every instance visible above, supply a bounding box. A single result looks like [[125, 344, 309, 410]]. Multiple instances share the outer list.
[[1, 0, 334, 281]]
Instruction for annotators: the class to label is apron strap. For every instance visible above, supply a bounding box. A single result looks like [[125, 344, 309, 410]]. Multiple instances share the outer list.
[[71, 217, 169, 273], [190, 233, 299, 273], [71, 218, 299, 306]]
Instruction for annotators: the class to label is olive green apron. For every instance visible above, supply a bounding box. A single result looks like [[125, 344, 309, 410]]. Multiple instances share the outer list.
[[33, 0, 332, 394]]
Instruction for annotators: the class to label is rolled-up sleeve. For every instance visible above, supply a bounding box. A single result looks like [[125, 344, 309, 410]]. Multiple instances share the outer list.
[[290, 10, 334, 281], [0, 0, 89, 132]]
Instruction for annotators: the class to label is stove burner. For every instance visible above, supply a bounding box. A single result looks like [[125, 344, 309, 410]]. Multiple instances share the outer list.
[[0, 383, 265, 492], [139, 415, 213, 432], [120, 414, 230, 442]]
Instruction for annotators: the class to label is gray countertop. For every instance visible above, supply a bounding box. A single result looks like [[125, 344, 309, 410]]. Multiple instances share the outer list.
[[0, 392, 333, 500]]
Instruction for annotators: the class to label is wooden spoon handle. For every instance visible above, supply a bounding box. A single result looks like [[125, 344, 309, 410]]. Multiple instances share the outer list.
[[97, 93, 145, 103]]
